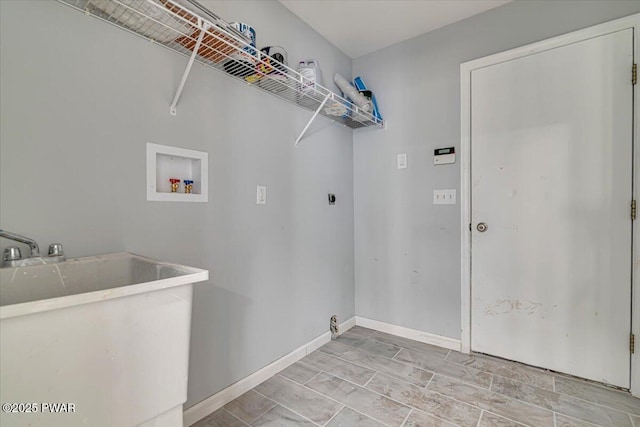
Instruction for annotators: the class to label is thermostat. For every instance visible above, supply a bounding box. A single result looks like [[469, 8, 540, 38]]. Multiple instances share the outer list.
[[434, 147, 455, 165]]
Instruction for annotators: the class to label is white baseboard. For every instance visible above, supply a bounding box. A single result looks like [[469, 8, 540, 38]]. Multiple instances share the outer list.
[[339, 315, 356, 333], [183, 316, 356, 426], [355, 316, 461, 352]]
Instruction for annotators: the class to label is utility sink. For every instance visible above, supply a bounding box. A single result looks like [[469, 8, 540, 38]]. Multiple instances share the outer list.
[[0, 252, 208, 427]]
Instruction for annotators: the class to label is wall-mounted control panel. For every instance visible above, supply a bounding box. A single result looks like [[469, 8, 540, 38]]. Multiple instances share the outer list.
[[434, 147, 455, 165]]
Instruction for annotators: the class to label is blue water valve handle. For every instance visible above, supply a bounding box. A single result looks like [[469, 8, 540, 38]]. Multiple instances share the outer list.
[[183, 180, 194, 194]]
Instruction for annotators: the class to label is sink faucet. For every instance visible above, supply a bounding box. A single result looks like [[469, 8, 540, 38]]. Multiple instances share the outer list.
[[0, 230, 65, 267], [0, 229, 40, 257]]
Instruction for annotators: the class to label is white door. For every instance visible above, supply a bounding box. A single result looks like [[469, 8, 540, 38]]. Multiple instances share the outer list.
[[470, 29, 633, 387]]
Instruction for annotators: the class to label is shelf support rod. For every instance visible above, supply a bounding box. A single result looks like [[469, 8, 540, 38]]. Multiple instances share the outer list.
[[295, 93, 331, 147], [170, 22, 208, 116]]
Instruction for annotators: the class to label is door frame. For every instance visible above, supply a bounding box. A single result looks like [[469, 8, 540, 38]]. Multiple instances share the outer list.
[[460, 13, 640, 396]]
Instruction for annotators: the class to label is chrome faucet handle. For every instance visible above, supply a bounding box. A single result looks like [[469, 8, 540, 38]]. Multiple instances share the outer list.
[[3, 246, 22, 262], [48, 243, 64, 257]]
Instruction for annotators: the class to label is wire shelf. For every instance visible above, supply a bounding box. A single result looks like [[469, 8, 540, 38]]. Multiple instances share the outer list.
[[57, 0, 384, 130]]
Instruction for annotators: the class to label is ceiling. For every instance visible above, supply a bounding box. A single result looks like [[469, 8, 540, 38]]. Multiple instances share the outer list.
[[279, 0, 510, 58]]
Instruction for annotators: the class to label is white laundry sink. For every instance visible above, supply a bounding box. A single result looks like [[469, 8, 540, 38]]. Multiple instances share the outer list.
[[0, 252, 208, 427]]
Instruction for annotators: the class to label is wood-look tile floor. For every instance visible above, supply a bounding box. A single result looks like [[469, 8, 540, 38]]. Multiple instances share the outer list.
[[193, 326, 640, 427]]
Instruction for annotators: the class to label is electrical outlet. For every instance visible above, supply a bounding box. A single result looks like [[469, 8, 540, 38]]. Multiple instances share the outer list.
[[397, 153, 407, 169], [256, 185, 266, 205], [433, 189, 456, 205], [330, 315, 338, 338]]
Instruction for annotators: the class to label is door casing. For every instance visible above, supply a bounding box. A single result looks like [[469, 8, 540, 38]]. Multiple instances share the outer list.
[[459, 13, 640, 396]]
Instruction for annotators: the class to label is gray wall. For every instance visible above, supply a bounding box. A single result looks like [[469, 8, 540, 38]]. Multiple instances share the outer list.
[[0, 0, 355, 408], [4, 0, 639, 414], [353, 1, 640, 339]]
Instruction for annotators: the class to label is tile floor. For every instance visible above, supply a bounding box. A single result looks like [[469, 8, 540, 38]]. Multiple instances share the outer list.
[[194, 326, 640, 427]]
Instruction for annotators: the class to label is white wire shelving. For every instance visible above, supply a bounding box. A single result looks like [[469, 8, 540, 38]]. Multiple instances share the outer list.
[[57, 0, 385, 144]]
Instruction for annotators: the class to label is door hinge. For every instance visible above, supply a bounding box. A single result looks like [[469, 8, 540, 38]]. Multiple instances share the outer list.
[[633, 64, 637, 86], [631, 333, 635, 354], [632, 200, 637, 220]]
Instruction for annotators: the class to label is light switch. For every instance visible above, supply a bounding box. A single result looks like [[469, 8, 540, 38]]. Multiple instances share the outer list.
[[256, 185, 266, 205], [433, 189, 456, 205], [397, 153, 407, 169]]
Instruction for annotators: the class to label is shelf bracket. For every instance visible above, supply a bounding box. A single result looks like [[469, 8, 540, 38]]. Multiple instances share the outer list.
[[170, 22, 208, 116], [295, 93, 331, 146]]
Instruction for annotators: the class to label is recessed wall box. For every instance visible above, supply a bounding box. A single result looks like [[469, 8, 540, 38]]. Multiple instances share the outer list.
[[434, 147, 455, 165], [146, 142, 208, 202]]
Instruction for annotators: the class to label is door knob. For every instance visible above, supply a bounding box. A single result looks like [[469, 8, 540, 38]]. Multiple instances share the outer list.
[[477, 223, 488, 232]]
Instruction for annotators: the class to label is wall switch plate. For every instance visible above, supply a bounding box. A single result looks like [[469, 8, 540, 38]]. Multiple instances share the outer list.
[[256, 185, 266, 205], [433, 189, 456, 204], [397, 153, 407, 169]]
